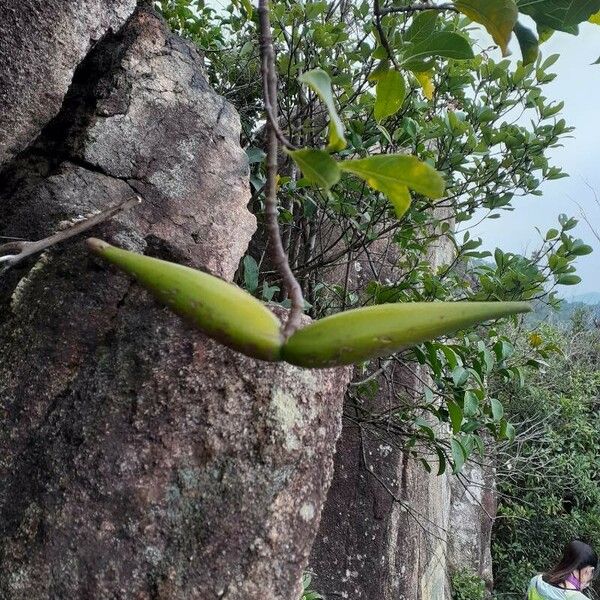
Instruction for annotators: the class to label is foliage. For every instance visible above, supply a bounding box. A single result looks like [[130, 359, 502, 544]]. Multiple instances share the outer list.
[[148, 0, 596, 473], [491, 312, 600, 598], [452, 568, 487, 600], [300, 573, 324, 600]]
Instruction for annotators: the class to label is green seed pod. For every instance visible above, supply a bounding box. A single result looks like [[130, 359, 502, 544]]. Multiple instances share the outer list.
[[87, 238, 283, 361], [281, 301, 530, 368]]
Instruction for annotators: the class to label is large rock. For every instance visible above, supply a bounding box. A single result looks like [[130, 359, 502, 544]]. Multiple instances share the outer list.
[[0, 0, 137, 165], [448, 453, 497, 593], [0, 6, 351, 599], [309, 208, 469, 600]]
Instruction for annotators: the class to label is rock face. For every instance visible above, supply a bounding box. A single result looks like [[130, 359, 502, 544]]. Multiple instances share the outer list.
[[448, 455, 497, 592], [308, 364, 452, 600], [309, 208, 496, 599], [0, 0, 137, 164], [0, 6, 351, 599]]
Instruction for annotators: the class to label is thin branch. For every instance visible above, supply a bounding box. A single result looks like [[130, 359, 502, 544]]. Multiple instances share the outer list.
[[0, 195, 142, 270], [379, 2, 457, 16], [258, 0, 305, 340], [373, 0, 399, 69]]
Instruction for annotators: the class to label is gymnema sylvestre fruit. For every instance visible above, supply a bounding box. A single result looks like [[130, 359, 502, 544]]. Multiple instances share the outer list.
[[87, 238, 531, 369]]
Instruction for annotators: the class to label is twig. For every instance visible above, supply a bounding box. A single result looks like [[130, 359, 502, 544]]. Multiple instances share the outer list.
[[379, 2, 457, 16], [0, 195, 142, 270], [373, 0, 399, 69], [258, 0, 305, 340]]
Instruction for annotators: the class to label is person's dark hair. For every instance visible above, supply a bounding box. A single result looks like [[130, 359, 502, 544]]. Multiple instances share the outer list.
[[543, 540, 598, 587]]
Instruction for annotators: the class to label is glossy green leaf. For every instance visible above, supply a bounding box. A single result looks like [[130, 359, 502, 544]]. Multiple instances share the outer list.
[[513, 21, 539, 65], [299, 69, 347, 151], [436, 447, 447, 476], [87, 239, 283, 362], [374, 70, 406, 122], [287, 148, 341, 189], [454, 0, 518, 56], [339, 155, 445, 218], [281, 301, 531, 367]]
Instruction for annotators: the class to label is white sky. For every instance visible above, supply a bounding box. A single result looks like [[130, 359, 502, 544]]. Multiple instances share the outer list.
[[471, 21, 600, 296]]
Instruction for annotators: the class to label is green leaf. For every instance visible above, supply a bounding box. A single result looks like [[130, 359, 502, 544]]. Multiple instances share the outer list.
[[590, 10, 600, 23], [374, 70, 406, 122], [299, 69, 347, 151], [452, 365, 469, 387], [281, 302, 531, 368], [451, 438, 467, 473], [505, 422, 516, 442], [464, 391, 479, 417], [556, 274, 581, 285], [402, 32, 474, 69], [243, 255, 259, 293], [518, 0, 600, 32], [448, 401, 464, 434], [454, 0, 518, 56], [435, 446, 447, 475], [490, 398, 504, 422], [513, 21, 539, 65], [339, 155, 445, 218], [287, 148, 341, 189], [405, 10, 439, 46]]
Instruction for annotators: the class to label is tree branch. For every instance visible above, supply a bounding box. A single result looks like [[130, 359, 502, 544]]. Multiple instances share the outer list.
[[0, 195, 142, 270], [258, 0, 305, 340], [379, 2, 457, 16]]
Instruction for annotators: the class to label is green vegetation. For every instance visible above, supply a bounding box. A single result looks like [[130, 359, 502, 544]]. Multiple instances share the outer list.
[[492, 310, 600, 597], [452, 568, 487, 600]]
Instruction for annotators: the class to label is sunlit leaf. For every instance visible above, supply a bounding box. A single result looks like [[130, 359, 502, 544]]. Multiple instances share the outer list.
[[299, 68, 347, 151], [414, 71, 435, 100], [339, 154, 445, 217], [455, 0, 518, 56], [451, 438, 467, 473]]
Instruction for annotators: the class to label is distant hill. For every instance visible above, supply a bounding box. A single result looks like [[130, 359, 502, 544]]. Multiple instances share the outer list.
[[529, 294, 600, 327], [566, 292, 600, 305]]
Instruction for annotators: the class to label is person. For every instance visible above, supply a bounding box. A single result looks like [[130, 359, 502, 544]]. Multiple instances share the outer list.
[[528, 540, 598, 599]]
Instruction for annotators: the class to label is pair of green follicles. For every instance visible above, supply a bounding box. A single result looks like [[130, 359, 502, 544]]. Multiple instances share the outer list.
[[87, 238, 530, 368]]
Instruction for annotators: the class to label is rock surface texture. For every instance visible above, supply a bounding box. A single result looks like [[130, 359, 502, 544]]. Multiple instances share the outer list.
[[0, 0, 137, 164], [309, 208, 495, 599], [0, 6, 350, 599]]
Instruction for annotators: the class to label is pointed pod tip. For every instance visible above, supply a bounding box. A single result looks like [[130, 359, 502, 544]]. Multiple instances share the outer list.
[[86, 237, 111, 254]]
